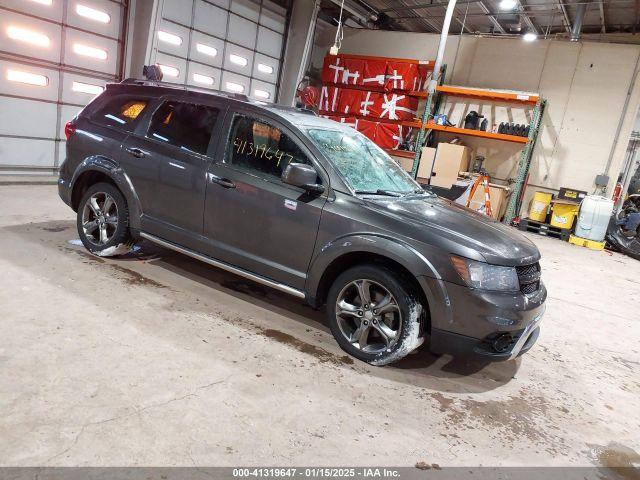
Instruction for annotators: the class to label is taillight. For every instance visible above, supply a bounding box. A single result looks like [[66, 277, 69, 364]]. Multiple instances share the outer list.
[[64, 121, 76, 140]]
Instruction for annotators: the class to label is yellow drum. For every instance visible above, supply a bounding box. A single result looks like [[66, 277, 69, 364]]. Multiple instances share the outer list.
[[529, 191, 552, 222], [550, 201, 579, 229]]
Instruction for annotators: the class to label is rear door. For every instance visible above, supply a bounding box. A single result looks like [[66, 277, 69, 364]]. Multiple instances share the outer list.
[[122, 96, 226, 247], [203, 111, 328, 290]]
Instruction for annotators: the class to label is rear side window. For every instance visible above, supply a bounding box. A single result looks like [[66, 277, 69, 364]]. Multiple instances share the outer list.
[[226, 115, 312, 180], [147, 101, 219, 155], [92, 95, 149, 131]]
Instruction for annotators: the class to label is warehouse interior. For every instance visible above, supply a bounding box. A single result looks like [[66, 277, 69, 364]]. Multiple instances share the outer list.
[[1, 0, 639, 474]]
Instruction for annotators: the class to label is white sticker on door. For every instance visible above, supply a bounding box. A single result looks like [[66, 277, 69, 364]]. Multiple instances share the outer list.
[[284, 199, 297, 211]]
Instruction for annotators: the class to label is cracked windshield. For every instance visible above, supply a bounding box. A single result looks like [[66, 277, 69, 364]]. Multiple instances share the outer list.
[[307, 128, 423, 195]]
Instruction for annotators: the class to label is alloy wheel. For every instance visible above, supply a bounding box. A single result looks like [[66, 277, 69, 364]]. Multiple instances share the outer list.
[[81, 192, 118, 246], [335, 279, 402, 354]]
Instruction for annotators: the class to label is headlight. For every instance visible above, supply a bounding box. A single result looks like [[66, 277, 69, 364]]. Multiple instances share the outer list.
[[450, 256, 519, 292]]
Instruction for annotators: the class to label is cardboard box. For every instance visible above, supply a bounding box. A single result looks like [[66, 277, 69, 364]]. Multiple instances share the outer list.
[[396, 157, 414, 173], [416, 147, 436, 179], [468, 183, 509, 220], [430, 143, 470, 188]]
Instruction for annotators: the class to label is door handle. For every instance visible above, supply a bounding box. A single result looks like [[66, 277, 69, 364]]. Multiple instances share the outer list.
[[208, 173, 236, 189], [125, 147, 145, 158]]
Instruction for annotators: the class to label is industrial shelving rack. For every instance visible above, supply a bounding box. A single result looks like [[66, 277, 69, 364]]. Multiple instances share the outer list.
[[406, 83, 546, 225]]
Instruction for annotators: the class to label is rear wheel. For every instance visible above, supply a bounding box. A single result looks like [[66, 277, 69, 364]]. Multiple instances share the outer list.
[[77, 182, 133, 257], [326, 264, 425, 366]]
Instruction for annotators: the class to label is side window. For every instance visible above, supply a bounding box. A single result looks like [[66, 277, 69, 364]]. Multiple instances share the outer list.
[[92, 96, 148, 131], [226, 115, 313, 181], [147, 101, 220, 155]]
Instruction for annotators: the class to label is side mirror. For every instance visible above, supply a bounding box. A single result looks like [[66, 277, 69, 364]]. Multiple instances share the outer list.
[[282, 162, 324, 194]]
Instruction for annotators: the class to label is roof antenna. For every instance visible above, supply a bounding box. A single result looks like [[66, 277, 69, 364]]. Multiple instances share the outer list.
[[329, 0, 345, 55], [143, 63, 163, 81]]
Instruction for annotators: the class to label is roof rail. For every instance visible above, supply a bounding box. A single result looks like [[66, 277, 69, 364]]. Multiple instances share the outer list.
[[269, 105, 317, 116], [118, 78, 250, 102]]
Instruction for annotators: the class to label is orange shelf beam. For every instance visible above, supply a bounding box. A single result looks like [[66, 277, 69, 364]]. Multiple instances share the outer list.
[[384, 149, 415, 158], [409, 86, 539, 105], [426, 123, 529, 143]]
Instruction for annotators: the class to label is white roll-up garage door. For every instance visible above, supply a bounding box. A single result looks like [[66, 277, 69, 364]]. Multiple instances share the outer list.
[[148, 0, 288, 103], [0, 0, 126, 174]]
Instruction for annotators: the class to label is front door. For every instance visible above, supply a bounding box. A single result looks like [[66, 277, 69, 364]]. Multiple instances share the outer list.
[[121, 97, 224, 247], [203, 112, 328, 290]]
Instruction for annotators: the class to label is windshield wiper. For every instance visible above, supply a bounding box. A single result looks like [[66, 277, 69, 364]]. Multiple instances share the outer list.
[[355, 189, 403, 197]]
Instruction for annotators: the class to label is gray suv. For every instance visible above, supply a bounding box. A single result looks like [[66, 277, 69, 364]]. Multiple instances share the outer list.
[[58, 79, 546, 366]]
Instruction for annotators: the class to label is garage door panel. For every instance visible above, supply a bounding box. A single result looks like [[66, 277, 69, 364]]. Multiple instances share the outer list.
[[0, 137, 55, 167], [208, 0, 230, 8], [0, 11, 62, 63], [1, 0, 64, 22], [0, 60, 59, 101], [161, 0, 194, 26], [260, 3, 286, 33], [256, 26, 282, 58], [231, 0, 260, 22], [221, 70, 250, 95], [155, 52, 187, 84], [65, 29, 118, 75], [157, 20, 190, 58], [227, 14, 257, 49], [0, 97, 57, 138], [194, 1, 228, 37], [190, 31, 224, 68], [61, 72, 106, 105], [250, 79, 275, 102], [223, 43, 253, 75], [252, 53, 278, 83], [187, 62, 221, 90], [67, 0, 123, 40]]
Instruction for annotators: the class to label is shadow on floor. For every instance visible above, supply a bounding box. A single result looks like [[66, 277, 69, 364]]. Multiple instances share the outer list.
[[4, 220, 520, 393]]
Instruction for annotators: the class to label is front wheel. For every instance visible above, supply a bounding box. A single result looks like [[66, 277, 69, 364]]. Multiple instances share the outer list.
[[326, 264, 425, 366], [77, 182, 133, 257]]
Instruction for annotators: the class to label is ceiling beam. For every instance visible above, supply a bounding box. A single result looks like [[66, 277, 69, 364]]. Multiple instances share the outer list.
[[476, 1, 507, 34], [599, 1, 607, 33], [517, 0, 540, 34], [558, 0, 573, 33]]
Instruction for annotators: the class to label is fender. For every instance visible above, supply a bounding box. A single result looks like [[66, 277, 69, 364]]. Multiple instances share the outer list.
[[70, 155, 143, 231], [305, 233, 451, 318]]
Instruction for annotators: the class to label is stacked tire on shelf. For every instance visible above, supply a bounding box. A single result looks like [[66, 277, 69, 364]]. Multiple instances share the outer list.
[[318, 54, 433, 151]]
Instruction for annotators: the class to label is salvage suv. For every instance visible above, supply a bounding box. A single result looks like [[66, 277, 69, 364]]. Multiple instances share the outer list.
[[58, 79, 546, 366]]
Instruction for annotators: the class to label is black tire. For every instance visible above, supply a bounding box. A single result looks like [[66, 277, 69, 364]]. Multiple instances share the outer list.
[[76, 182, 133, 257], [326, 264, 425, 366]]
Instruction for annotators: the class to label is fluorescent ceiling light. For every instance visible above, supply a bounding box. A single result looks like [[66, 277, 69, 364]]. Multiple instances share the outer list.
[[157, 30, 182, 45], [229, 54, 248, 67], [196, 43, 217, 57], [7, 26, 50, 47], [73, 43, 107, 59], [226, 82, 244, 93], [76, 4, 110, 23], [499, 0, 517, 9], [72, 81, 103, 95], [30, 0, 52, 4], [523, 32, 537, 42], [158, 64, 179, 77], [193, 73, 214, 85], [257, 63, 273, 74], [7, 69, 48, 86], [254, 89, 270, 99]]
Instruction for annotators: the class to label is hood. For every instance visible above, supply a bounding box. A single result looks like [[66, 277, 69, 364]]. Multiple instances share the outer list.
[[366, 194, 540, 267]]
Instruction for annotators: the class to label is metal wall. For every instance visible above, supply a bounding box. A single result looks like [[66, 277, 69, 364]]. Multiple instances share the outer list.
[[147, 0, 287, 103], [0, 0, 127, 174]]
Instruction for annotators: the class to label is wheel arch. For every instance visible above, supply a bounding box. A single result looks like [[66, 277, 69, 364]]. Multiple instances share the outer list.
[[307, 235, 439, 332], [70, 156, 142, 230]]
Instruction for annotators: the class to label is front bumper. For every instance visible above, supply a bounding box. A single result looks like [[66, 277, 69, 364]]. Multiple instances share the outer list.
[[418, 276, 546, 360]]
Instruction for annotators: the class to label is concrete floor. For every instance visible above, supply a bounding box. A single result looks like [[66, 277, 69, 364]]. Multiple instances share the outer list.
[[0, 184, 639, 468]]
